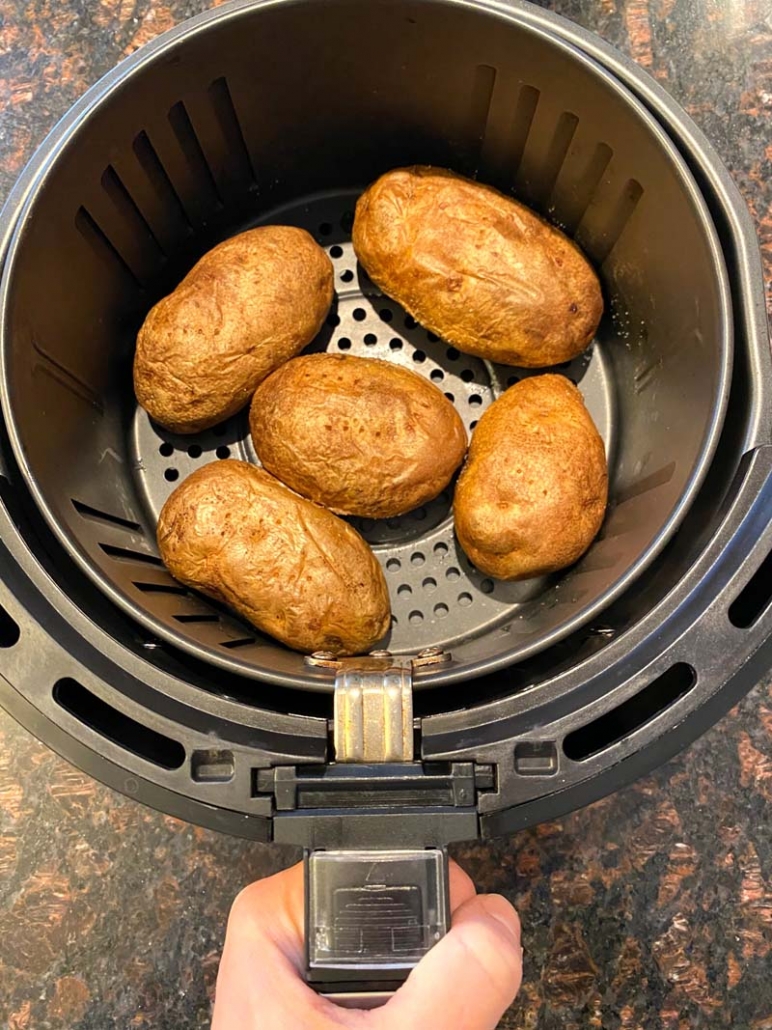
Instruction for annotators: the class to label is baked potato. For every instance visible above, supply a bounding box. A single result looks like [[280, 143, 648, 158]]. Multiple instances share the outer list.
[[353, 166, 602, 368], [250, 353, 467, 518], [454, 375, 607, 579], [134, 226, 333, 434], [157, 460, 391, 655]]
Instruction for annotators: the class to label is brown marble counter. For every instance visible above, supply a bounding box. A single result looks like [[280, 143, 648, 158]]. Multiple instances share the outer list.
[[1, 1, 771, 1027]]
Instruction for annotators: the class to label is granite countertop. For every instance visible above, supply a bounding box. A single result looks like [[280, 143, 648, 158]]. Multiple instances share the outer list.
[[1, 1, 771, 1027]]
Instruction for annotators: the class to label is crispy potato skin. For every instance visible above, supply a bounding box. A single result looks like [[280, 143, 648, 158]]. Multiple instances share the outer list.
[[352, 166, 602, 368], [157, 461, 391, 655], [250, 353, 467, 518], [134, 226, 333, 434], [454, 375, 607, 579]]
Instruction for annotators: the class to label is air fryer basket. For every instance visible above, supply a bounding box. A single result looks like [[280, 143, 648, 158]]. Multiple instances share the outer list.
[[0, 0, 732, 690]]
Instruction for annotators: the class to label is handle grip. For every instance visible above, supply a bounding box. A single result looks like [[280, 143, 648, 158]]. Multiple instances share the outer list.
[[305, 847, 450, 1004]]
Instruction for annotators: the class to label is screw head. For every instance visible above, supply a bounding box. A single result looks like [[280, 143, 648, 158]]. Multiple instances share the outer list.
[[369, 649, 392, 658], [418, 645, 444, 658]]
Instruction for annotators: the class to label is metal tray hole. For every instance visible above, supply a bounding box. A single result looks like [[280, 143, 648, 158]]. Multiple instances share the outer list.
[[563, 663, 696, 762], [54, 677, 184, 769]]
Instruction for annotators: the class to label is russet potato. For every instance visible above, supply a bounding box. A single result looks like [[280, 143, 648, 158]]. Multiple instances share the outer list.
[[134, 226, 333, 433], [353, 166, 602, 368], [250, 353, 467, 518], [454, 375, 608, 579], [157, 460, 391, 655]]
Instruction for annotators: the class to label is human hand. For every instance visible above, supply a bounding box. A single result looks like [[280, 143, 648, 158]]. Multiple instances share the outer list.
[[212, 859, 522, 1030]]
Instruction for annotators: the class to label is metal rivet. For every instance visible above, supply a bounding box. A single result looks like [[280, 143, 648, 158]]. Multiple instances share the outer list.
[[369, 650, 392, 658], [418, 646, 444, 658]]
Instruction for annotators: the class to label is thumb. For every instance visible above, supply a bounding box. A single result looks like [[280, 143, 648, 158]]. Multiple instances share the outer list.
[[377, 893, 523, 1030]]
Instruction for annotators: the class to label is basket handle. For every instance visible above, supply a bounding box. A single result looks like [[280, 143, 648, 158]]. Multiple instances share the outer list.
[[304, 846, 450, 1005]]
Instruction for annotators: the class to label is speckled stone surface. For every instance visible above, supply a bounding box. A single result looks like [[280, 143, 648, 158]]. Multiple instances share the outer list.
[[1, 1, 771, 1027]]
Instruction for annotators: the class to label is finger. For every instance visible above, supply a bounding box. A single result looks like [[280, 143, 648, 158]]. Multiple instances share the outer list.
[[376, 893, 522, 1030], [213, 863, 358, 1030], [229, 861, 307, 964], [448, 858, 477, 912]]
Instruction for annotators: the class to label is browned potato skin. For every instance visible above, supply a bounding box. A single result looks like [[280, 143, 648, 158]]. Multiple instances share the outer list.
[[250, 353, 467, 518], [353, 166, 603, 368], [134, 227, 334, 434], [157, 461, 391, 655], [454, 375, 607, 580]]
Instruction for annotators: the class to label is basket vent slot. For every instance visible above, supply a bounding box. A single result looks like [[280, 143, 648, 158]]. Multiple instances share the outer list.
[[728, 547, 772, 629], [465, 64, 497, 174], [585, 177, 644, 266], [132, 130, 193, 233], [72, 498, 141, 532], [536, 110, 579, 207], [220, 637, 258, 650], [133, 580, 189, 596], [74, 206, 143, 289], [208, 76, 257, 185], [563, 663, 696, 761], [168, 100, 223, 208], [503, 84, 540, 181], [560, 142, 613, 234], [54, 677, 185, 769], [173, 613, 220, 624], [0, 604, 20, 648], [101, 165, 166, 259], [99, 543, 163, 566]]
